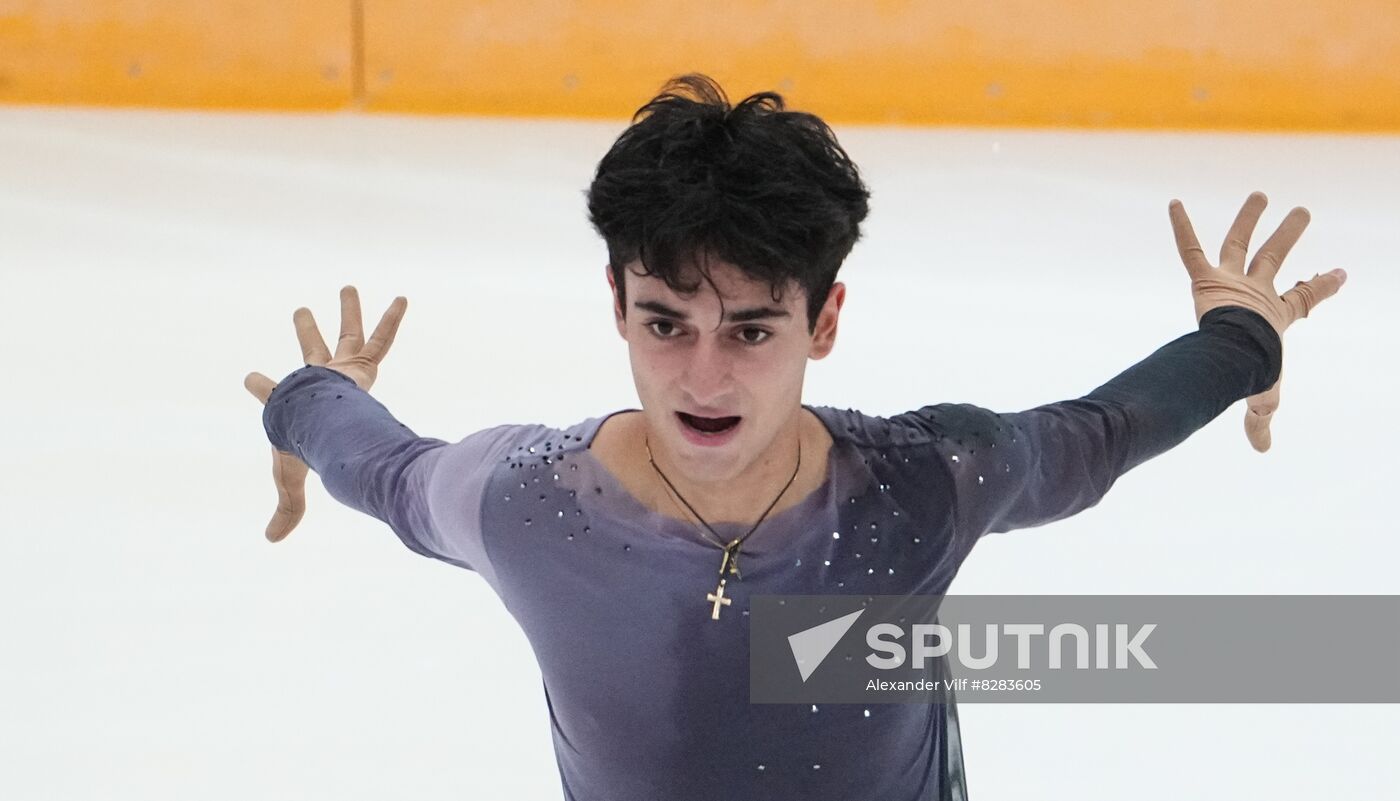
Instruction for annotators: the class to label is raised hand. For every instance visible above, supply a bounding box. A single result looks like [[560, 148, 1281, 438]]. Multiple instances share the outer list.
[[1168, 191, 1346, 452], [244, 286, 408, 542]]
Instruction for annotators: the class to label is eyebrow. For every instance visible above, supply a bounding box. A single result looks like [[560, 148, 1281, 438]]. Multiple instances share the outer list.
[[632, 299, 792, 323]]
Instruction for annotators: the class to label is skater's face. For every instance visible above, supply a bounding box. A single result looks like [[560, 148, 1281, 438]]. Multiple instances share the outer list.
[[608, 257, 844, 482]]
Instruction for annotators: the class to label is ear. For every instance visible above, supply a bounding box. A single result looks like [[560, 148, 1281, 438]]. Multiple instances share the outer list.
[[607, 264, 626, 339], [808, 282, 845, 360]]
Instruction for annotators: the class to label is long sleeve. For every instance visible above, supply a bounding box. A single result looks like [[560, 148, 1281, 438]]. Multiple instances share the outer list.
[[261, 365, 518, 576], [894, 305, 1283, 541]]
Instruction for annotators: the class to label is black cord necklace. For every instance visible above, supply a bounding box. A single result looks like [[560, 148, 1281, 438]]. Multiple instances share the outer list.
[[644, 433, 801, 620]]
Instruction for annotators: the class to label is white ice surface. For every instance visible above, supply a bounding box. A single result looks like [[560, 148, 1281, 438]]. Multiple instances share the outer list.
[[0, 106, 1395, 800]]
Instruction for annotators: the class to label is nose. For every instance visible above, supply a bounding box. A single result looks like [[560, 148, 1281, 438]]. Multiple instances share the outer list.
[[679, 334, 735, 406]]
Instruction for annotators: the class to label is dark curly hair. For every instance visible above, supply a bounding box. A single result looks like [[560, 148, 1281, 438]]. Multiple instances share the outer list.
[[586, 74, 871, 333]]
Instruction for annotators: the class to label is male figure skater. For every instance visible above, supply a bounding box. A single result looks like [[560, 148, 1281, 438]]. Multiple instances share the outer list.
[[243, 75, 1344, 801]]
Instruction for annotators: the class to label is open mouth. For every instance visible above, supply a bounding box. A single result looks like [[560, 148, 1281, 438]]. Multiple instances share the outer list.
[[677, 411, 741, 435]]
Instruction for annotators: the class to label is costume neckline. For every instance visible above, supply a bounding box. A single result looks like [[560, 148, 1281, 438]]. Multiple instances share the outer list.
[[571, 404, 847, 555]]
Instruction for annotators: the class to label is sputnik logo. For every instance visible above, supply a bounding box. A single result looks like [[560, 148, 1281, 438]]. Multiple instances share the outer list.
[[787, 609, 865, 682]]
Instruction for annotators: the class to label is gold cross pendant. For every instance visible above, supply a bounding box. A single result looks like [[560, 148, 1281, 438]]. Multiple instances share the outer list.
[[706, 578, 733, 620]]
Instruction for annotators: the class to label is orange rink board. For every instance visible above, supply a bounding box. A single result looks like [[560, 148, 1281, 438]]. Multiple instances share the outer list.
[[0, 1, 355, 109], [4, 1, 1400, 130]]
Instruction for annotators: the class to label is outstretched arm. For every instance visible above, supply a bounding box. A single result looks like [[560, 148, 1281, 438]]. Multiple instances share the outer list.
[[898, 191, 1344, 543], [244, 286, 515, 577], [260, 365, 514, 573], [262, 365, 449, 559], [899, 304, 1281, 540]]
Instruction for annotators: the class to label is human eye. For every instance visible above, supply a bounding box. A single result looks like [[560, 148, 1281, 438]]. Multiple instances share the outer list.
[[736, 326, 772, 346], [645, 320, 684, 339]]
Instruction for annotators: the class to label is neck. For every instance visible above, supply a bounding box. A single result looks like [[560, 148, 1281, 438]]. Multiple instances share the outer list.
[[643, 410, 807, 526]]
